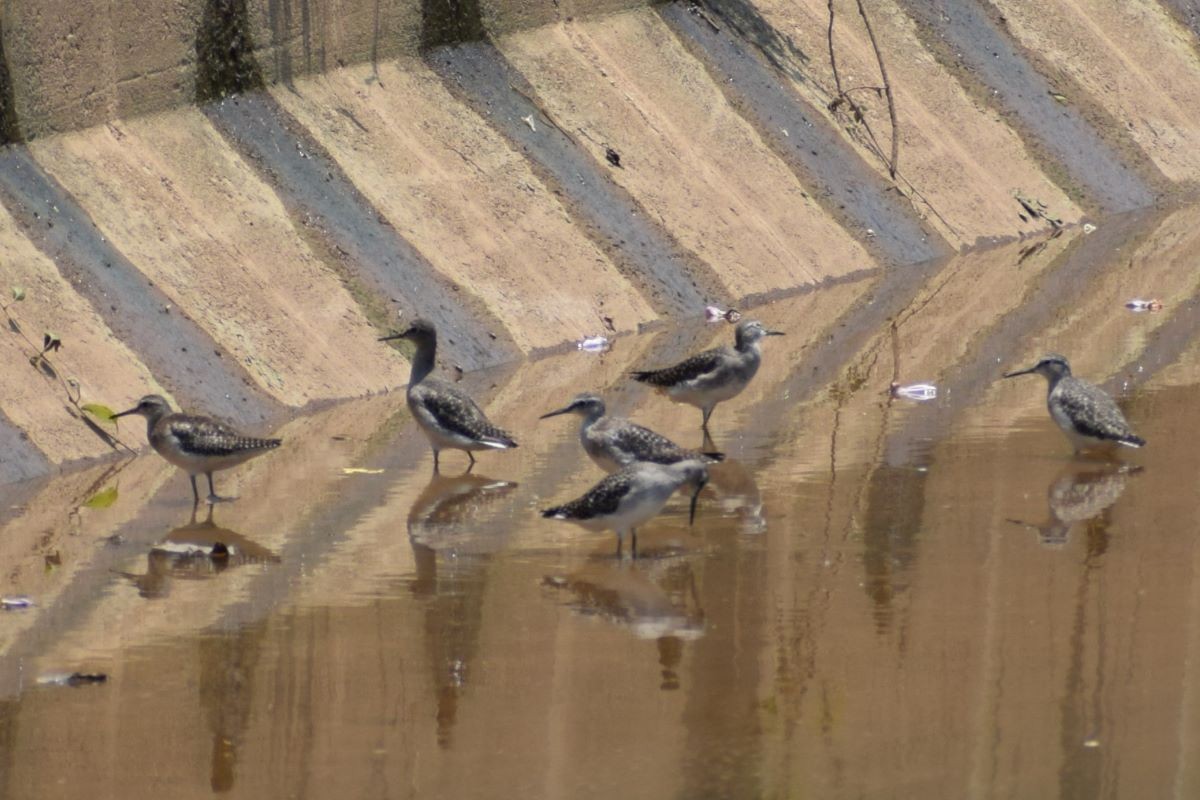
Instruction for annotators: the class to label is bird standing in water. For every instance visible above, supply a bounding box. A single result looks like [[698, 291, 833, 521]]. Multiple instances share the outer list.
[[1003, 353, 1145, 453], [112, 395, 281, 505], [380, 319, 517, 472], [542, 459, 709, 558], [539, 392, 723, 472], [632, 319, 783, 432]]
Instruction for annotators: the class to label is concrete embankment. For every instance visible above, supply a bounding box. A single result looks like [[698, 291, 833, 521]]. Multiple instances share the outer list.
[[0, 0, 1197, 475]]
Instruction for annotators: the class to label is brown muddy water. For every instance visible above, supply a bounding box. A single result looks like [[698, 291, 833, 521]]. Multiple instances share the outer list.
[[3, 207, 1200, 798]]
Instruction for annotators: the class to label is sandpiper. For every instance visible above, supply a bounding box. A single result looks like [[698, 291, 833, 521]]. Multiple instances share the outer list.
[[539, 392, 723, 472], [632, 319, 783, 431], [112, 395, 281, 505], [542, 459, 709, 558], [380, 318, 517, 471], [1003, 354, 1145, 452]]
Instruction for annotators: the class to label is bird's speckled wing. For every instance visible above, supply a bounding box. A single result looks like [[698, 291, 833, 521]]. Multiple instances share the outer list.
[[414, 380, 517, 446], [163, 414, 281, 456], [607, 423, 691, 464], [1056, 379, 1144, 445], [542, 471, 632, 520], [632, 348, 724, 388]]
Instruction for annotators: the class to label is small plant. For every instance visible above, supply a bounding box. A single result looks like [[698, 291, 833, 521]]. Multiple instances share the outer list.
[[2, 285, 135, 454]]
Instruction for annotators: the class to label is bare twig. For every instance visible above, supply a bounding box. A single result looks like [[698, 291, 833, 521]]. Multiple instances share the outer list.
[[827, 0, 843, 95], [0, 300, 137, 454], [855, 0, 899, 179], [824, 1, 961, 241]]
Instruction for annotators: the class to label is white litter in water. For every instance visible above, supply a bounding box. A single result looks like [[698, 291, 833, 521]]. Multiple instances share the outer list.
[[577, 336, 610, 353], [705, 306, 742, 323], [891, 383, 938, 401], [1, 595, 33, 610], [1082, 223, 1097, 234], [1124, 298, 1163, 312]]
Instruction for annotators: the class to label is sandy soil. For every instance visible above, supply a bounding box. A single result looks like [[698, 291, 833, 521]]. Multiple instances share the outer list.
[[271, 59, 659, 351], [30, 108, 403, 408], [750, 0, 1085, 246], [0, 203, 162, 463], [992, 0, 1200, 185], [500, 9, 876, 296]]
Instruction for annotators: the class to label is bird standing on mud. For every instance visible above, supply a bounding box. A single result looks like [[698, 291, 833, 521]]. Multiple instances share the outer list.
[[113, 394, 281, 505], [380, 318, 517, 472], [632, 319, 783, 432], [1003, 353, 1145, 453], [539, 392, 723, 472]]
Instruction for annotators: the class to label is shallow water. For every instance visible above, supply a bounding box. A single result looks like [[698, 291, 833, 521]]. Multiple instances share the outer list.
[[3, 207, 1200, 798]]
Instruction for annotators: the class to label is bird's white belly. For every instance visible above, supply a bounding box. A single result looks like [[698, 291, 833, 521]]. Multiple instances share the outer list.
[[612, 487, 674, 531], [668, 375, 747, 407]]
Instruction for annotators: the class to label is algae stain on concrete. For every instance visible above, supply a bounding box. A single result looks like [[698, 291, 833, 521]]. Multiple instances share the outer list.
[[0, 20, 21, 144], [196, 0, 266, 102], [421, 0, 486, 50]]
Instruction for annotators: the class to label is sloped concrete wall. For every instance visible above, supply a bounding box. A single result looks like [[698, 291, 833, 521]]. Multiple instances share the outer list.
[[0, 0, 1195, 474]]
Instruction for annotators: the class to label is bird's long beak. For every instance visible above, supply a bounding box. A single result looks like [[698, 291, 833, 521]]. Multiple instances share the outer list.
[[1002, 365, 1035, 378], [378, 331, 405, 343], [538, 404, 574, 420], [688, 478, 708, 526], [766, 330, 785, 336], [111, 405, 140, 419]]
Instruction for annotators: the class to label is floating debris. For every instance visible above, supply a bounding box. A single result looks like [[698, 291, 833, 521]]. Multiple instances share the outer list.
[[890, 382, 938, 401], [704, 306, 742, 324], [1082, 222, 1097, 234], [1, 595, 33, 611], [1083, 738, 1101, 749], [342, 467, 385, 475], [1125, 298, 1163, 312], [151, 541, 235, 559], [521, 114, 537, 132], [577, 335, 611, 353], [37, 672, 108, 687]]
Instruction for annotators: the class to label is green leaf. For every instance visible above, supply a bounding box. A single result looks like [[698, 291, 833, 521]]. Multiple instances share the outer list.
[[11, 287, 24, 302], [81, 403, 118, 427], [83, 485, 118, 509]]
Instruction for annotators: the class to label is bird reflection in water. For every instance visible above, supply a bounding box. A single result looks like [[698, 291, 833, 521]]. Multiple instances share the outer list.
[[115, 506, 279, 599], [705, 457, 766, 536], [544, 559, 705, 690], [1008, 463, 1141, 550], [406, 472, 518, 747]]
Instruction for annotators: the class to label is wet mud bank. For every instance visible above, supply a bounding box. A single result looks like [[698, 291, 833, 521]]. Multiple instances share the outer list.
[[0, 0, 1196, 470]]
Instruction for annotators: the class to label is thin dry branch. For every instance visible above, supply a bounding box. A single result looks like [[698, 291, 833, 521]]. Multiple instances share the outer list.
[[854, 0, 899, 179]]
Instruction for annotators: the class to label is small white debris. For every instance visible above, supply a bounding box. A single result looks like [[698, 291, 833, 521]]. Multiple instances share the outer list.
[[1125, 298, 1163, 312], [577, 335, 611, 353], [1, 595, 33, 610], [1082, 222, 1097, 234], [1083, 738, 1100, 748], [891, 383, 938, 401], [704, 306, 742, 323], [522, 114, 537, 132], [341, 467, 385, 475]]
